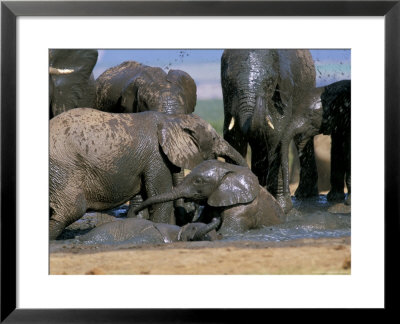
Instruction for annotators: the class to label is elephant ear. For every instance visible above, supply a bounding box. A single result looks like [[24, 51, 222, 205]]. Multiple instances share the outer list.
[[157, 115, 208, 169], [208, 170, 260, 207], [167, 70, 197, 113]]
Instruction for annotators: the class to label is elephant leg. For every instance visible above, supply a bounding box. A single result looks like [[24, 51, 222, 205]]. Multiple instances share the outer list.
[[218, 206, 252, 235], [265, 143, 293, 213], [327, 133, 346, 202], [127, 194, 149, 219], [249, 140, 268, 187], [49, 192, 87, 240], [143, 167, 175, 224], [294, 136, 319, 198], [173, 170, 197, 225]]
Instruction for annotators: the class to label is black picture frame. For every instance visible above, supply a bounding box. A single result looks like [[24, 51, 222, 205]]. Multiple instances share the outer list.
[[1, 0, 398, 322]]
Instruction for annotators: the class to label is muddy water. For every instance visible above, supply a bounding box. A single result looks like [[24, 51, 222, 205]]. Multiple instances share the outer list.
[[55, 195, 350, 246], [222, 195, 351, 242]]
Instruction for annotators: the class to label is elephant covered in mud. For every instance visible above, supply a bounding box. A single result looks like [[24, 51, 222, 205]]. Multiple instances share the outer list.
[[134, 160, 285, 234], [289, 79, 351, 204], [221, 49, 316, 213], [95, 60, 198, 216], [95, 61, 197, 114], [49, 49, 98, 118], [75, 217, 221, 245], [49, 109, 247, 240]]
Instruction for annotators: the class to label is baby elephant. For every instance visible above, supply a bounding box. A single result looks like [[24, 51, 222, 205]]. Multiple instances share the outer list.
[[134, 160, 285, 234], [76, 217, 221, 245]]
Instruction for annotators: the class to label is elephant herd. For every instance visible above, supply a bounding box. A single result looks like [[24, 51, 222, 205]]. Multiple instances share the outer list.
[[49, 49, 351, 244]]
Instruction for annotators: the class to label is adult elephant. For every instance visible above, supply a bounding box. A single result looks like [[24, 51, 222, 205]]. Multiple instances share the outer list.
[[95, 60, 197, 114], [49, 108, 247, 240], [288, 80, 351, 205], [95, 60, 197, 218], [221, 49, 316, 213], [49, 49, 98, 118]]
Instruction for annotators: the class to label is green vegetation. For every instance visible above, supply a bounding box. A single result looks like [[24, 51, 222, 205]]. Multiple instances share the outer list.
[[194, 99, 224, 135]]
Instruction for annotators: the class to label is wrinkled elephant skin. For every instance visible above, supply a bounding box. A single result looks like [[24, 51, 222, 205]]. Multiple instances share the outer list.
[[75, 218, 220, 245], [49, 109, 247, 240], [95, 61, 197, 114]]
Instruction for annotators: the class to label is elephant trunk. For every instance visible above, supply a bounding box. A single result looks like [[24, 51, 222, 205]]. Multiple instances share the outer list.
[[133, 189, 182, 215], [237, 95, 256, 136], [192, 217, 221, 240], [217, 140, 248, 167]]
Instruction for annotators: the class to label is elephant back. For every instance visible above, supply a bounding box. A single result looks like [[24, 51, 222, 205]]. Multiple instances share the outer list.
[[95, 60, 197, 115], [95, 61, 145, 112]]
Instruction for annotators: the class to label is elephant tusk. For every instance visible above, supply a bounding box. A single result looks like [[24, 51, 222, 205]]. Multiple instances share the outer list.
[[266, 116, 275, 130], [228, 117, 235, 130], [49, 67, 75, 75]]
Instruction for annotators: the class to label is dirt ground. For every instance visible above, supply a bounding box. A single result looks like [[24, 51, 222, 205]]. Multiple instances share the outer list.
[[50, 236, 350, 275]]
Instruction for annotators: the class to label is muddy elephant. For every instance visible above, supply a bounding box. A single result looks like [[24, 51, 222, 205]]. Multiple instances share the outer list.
[[49, 109, 247, 240], [75, 217, 221, 245], [95, 61, 197, 114], [221, 49, 316, 213], [95, 60, 198, 217], [134, 160, 285, 234], [49, 49, 98, 118], [288, 79, 351, 204]]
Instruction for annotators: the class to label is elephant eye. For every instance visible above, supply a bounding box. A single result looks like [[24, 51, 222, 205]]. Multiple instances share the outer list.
[[194, 178, 202, 185]]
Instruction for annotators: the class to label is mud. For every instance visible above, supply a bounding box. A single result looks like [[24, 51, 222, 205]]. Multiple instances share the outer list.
[[50, 194, 350, 275]]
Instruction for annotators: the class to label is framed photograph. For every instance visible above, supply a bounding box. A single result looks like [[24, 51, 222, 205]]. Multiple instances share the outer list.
[[1, 0, 398, 321]]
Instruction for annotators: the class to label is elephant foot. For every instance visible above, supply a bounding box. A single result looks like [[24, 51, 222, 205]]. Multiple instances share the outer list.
[[275, 193, 293, 214], [49, 219, 66, 240], [294, 185, 319, 199], [327, 190, 345, 202], [344, 193, 351, 206]]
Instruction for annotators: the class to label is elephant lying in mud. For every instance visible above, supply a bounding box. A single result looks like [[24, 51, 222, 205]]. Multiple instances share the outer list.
[[75, 217, 221, 245], [49, 109, 247, 240], [134, 160, 285, 234]]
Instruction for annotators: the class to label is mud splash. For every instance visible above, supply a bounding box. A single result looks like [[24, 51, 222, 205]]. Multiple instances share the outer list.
[[54, 194, 350, 247], [221, 195, 350, 242]]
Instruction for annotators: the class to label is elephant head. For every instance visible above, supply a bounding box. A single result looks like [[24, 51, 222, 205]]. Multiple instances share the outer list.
[[96, 61, 197, 115], [134, 160, 259, 216], [157, 114, 248, 170], [49, 49, 98, 118]]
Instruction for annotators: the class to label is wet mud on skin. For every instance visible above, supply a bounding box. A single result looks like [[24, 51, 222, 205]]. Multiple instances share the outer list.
[[50, 195, 350, 274]]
